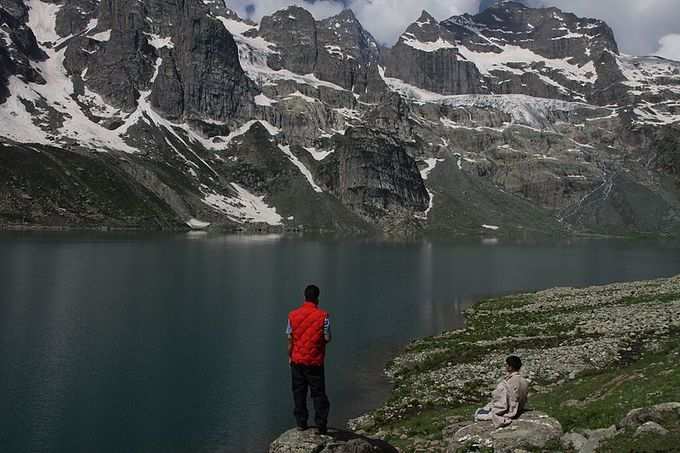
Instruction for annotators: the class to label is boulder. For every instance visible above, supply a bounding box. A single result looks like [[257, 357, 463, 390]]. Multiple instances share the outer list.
[[561, 432, 587, 450], [582, 425, 618, 443], [621, 402, 680, 429], [446, 411, 562, 453], [634, 421, 669, 437], [578, 426, 619, 453], [269, 428, 397, 453]]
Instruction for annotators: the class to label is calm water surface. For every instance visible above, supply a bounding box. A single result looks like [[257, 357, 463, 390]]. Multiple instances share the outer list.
[[1, 233, 680, 452]]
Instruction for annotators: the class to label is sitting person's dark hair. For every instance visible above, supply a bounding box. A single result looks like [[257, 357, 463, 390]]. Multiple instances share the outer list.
[[305, 285, 320, 303], [506, 355, 522, 371]]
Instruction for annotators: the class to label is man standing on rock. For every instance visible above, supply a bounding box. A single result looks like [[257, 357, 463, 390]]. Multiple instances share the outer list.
[[474, 355, 529, 427], [286, 285, 331, 435]]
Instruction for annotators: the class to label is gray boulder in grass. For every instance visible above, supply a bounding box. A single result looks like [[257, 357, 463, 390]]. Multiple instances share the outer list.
[[446, 411, 563, 452], [634, 421, 669, 437], [621, 402, 680, 429], [269, 428, 397, 453]]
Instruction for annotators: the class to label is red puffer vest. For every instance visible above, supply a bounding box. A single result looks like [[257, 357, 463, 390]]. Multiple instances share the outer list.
[[289, 301, 328, 366]]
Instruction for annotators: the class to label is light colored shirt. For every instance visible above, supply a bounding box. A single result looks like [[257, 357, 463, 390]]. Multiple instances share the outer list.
[[478, 372, 529, 427]]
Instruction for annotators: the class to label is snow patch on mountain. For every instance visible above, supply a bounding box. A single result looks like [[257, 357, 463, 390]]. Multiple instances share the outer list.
[[0, 47, 138, 152], [457, 44, 597, 86], [202, 183, 283, 225], [379, 67, 592, 128], [88, 29, 112, 42], [145, 34, 175, 49], [420, 158, 444, 180], [278, 145, 324, 193], [304, 147, 334, 161], [254, 93, 277, 106], [402, 35, 455, 52], [26, 0, 61, 44], [217, 14, 347, 92], [618, 55, 680, 96]]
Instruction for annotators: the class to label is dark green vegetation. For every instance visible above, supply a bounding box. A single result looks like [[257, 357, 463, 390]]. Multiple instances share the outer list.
[[0, 142, 181, 229], [425, 157, 567, 238]]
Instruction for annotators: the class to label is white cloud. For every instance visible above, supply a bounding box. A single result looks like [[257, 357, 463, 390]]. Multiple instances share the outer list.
[[655, 34, 680, 61], [349, 0, 479, 45]]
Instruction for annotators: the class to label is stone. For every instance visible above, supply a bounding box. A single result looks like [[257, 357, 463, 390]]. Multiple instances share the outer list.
[[583, 425, 618, 443], [561, 432, 587, 450], [576, 425, 619, 453], [446, 411, 563, 453], [634, 421, 669, 437], [621, 402, 680, 429], [269, 428, 397, 453]]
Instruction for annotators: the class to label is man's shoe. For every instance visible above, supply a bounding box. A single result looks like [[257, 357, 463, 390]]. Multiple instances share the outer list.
[[296, 424, 308, 431], [316, 426, 327, 435]]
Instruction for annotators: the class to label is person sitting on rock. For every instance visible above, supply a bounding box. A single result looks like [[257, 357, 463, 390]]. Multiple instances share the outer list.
[[286, 284, 331, 435], [474, 355, 529, 427]]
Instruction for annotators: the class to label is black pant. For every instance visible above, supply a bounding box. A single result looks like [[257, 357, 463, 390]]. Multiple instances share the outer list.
[[291, 363, 330, 428]]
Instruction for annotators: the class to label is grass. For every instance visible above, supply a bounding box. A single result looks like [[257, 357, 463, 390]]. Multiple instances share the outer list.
[[365, 277, 680, 452], [619, 292, 680, 306], [599, 421, 680, 452], [531, 335, 680, 433], [376, 335, 680, 451]]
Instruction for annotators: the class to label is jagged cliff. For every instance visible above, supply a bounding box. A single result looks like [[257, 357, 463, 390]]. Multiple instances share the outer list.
[[1, 0, 679, 235]]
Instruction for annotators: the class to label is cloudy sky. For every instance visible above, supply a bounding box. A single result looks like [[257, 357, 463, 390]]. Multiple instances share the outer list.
[[225, 0, 680, 60]]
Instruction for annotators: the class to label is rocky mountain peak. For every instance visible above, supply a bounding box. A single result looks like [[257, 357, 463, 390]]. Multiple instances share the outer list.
[[416, 10, 437, 25], [334, 8, 357, 22], [382, 2, 625, 102], [1, 0, 680, 236], [402, 10, 443, 41], [253, 4, 382, 96], [265, 5, 315, 25], [320, 8, 363, 35]]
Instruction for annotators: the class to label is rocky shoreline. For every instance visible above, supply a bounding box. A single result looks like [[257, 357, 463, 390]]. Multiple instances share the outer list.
[[271, 274, 680, 452]]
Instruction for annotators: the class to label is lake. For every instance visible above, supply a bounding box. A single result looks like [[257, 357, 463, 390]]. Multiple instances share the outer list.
[[1, 233, 680, 452]]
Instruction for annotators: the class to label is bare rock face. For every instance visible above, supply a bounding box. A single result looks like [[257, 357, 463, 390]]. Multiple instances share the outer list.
[[315, 9, 384, 96], [65, 0, 156, 112], [0, 0, 27, 20], [151, 7, 255, 121], [320, 127, 429, 225], [0, 4, 46, 102], [55, 0, 98, 37], [259, 6, 318, 75], [383, 11, 485, 96], [269, 428, 396, 453], [63, 0, 254, 119], [446, 411, 563, 452], [258, 7, 385, 98]]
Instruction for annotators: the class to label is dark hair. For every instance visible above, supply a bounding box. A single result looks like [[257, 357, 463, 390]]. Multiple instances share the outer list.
[[506, 355, 522, 371], [305, 285, 320, 303]]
